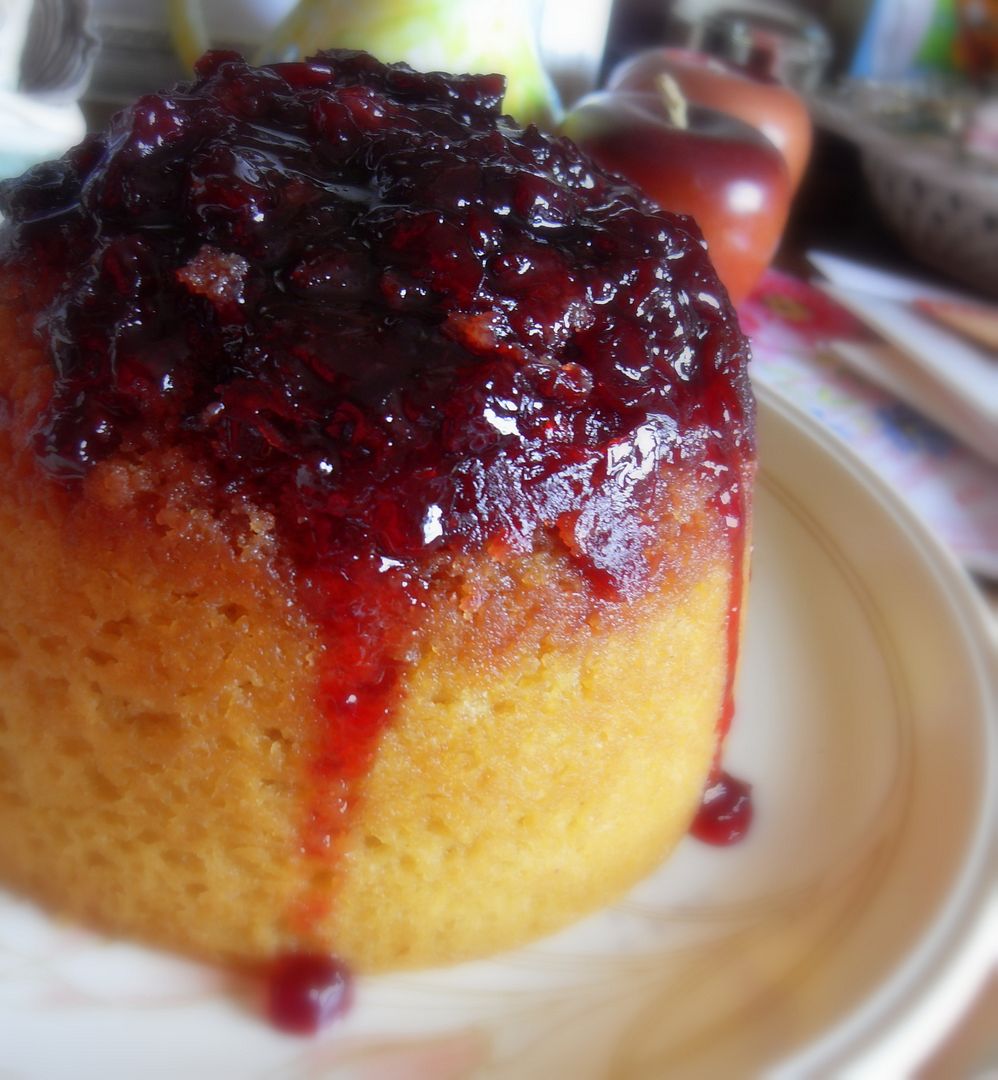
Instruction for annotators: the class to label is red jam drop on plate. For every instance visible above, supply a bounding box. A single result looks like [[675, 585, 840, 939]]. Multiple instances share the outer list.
[[266, 953, 353, 1035], [691, 769, 753, 845]]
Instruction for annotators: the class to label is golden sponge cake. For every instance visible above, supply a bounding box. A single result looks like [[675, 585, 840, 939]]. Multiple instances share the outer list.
[[0, 49, 754, 981]]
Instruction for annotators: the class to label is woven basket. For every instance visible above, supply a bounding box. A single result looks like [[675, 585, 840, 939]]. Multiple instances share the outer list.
[[861, 138, 998, 298]]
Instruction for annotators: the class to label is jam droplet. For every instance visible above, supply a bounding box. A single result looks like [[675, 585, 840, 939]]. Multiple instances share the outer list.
[[691, 769, 752, 845], [266, 953, 353, 1035]]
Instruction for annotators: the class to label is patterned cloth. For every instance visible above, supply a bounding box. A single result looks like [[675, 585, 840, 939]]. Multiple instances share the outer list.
[[741, 269, 998, 579]]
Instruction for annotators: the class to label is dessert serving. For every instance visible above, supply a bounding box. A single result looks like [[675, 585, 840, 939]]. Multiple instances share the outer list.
[[0, 49, 754, 995]]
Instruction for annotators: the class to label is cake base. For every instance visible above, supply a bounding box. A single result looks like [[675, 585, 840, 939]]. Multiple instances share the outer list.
[[0, 428, 733, 973]]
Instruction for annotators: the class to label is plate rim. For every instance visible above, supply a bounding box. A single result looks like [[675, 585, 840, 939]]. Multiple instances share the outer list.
[[754, 381, 998, 1077]]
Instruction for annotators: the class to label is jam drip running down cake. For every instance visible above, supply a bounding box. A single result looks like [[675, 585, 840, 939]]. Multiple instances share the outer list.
[[0, 50, 754, 974]]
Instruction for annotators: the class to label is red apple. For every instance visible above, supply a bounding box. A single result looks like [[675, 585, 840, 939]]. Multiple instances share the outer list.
[[608, 47, 813, 191], [561, 89, 791, 304]]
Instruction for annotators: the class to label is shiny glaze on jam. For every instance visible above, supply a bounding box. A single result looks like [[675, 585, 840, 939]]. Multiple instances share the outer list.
[[0, 51, 754, 942]]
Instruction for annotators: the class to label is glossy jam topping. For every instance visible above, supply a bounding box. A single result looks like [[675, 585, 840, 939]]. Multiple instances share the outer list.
[[0, 52, 753, 901], [0, 48, 751, 599]]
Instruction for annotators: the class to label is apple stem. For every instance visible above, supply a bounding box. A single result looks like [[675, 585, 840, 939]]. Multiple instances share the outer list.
[[655, 73, 688, 130]]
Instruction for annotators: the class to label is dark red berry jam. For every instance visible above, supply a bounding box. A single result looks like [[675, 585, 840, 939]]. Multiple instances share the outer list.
[[0, 50, 753, 885], [267, 952, 353, 1035], [691, 769, 753, 845]]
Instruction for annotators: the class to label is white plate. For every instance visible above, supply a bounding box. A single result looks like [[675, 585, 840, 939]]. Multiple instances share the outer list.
[[2, 386, 996, 1078]]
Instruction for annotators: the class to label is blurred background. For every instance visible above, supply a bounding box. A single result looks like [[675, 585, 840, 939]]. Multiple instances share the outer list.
[[0, 0, 994, 1071]]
